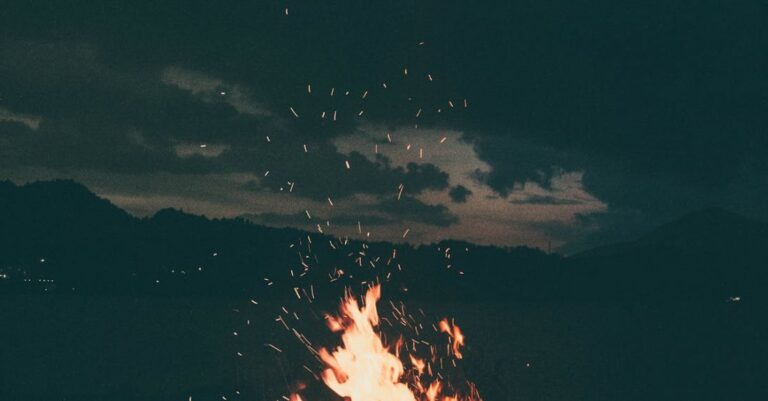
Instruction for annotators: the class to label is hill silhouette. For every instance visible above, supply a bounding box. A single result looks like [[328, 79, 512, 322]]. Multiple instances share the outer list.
[[567, 207, 768, 300], [1, 179, 766, 301]]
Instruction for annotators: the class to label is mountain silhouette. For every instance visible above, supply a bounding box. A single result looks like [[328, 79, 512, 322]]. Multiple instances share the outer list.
[[567, 207, 768, 299], [1, 179, 766, 301], [575, 207, 767, 259]]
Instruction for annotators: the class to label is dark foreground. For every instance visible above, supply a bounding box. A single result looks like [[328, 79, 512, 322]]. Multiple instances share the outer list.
[[1, 295, 765, 401]]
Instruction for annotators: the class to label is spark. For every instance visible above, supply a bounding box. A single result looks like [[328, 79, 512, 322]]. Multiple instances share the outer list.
[[265, 343, 283, 353]]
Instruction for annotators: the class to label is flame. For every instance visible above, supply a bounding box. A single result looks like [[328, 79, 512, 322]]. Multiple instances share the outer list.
[[410, 355, 426, 376], [438, 318, 465, 360], [307, 285, 481, 401], [426, 381, 442, 401], [318, 285, 414, 401]]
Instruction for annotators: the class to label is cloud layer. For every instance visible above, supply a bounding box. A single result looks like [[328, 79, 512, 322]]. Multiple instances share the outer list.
[[1, 1, 765, 250]]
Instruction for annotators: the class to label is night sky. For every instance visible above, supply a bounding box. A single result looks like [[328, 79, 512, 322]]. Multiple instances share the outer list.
[[1, 1, 766, 252]]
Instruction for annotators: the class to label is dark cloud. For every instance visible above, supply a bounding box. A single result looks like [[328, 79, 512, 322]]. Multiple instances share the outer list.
[[0, 1, 765, 248], [0, 39, 265, 174], [448, 185, 472, 203], [0, 37, 452, 201], [377, 196, 458, 227], [252, 152, 449, 200], [468, 137, 581, 196], [456, 2, 766, 220]]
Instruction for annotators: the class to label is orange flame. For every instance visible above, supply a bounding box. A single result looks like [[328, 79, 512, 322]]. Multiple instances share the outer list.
[[318, 285, 415, 401], [309, 285, 481, 401], [439, 318, 465, 360]]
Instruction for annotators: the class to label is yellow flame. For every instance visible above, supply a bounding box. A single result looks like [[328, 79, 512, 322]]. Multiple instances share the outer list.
[[318, 285, 415, 401], [309, 285, 480, 401]]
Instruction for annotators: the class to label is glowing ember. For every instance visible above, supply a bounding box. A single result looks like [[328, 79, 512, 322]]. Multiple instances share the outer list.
[[302, 285, 481, 401]]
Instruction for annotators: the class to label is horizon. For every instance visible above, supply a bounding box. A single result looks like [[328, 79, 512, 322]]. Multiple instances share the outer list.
[[4, 177, 763, 256]]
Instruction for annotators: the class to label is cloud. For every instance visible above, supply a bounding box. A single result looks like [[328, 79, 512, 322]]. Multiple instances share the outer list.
[[467, 136, 581, 197], [174, 143, 230, 158], [241, 211, 394, 228], [376, 196, 458, 227], [248, 150, 450, 200], [2, 1, 765, 249], [448, 185, 472, 203], [0, 39, 452, 203], [0, 108, 42, 130], [161, 67, 272, 117], [509, 195, 581, 206]]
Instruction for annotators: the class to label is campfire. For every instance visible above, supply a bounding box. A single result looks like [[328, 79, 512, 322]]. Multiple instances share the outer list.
[[291, 285, 481, 401]]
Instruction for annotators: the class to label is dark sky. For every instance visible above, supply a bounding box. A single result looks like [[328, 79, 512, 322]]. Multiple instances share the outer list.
[[1, 1, 766, 251]]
